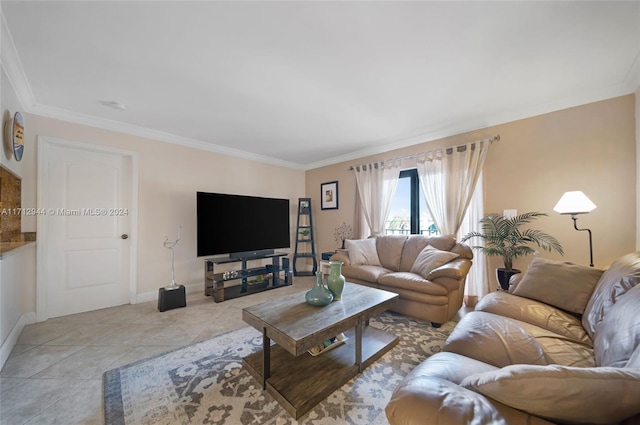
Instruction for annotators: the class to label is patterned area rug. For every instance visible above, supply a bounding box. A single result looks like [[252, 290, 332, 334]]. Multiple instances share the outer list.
[[104, 312, 455, 425]]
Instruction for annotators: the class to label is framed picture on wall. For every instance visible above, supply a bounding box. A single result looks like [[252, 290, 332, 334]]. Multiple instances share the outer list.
[[300, 199, 310, 213], [12, 112, 24, 162], [321, 181, 338, 210]]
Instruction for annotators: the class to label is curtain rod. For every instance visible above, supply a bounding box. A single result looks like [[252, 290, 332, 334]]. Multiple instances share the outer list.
[[347, 134, 500, 171]]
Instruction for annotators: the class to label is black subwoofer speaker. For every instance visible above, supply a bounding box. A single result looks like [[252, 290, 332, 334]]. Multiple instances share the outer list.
[[158, 285, 186, 312]]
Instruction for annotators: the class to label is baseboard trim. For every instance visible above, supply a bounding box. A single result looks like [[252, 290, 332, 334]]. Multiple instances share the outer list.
[[0, 312, 36, 370], [133, 282, 201, 304]]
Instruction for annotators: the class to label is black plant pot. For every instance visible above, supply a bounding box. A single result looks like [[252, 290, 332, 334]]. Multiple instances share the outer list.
[[496, 268, 521, 291]]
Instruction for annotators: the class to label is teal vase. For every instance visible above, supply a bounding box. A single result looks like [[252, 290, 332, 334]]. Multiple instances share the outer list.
[[305, 272, 333, 306], [327, 261, 346, 301]]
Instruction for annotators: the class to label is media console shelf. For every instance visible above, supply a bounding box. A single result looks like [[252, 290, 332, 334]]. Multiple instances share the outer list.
[[204, 252, 291, 302]]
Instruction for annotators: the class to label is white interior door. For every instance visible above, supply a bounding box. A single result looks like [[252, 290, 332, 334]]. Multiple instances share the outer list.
[[38, 138, 137, 319]]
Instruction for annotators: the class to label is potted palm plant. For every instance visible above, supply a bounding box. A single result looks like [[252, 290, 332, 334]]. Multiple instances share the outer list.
[[461, 212, 564, 290]]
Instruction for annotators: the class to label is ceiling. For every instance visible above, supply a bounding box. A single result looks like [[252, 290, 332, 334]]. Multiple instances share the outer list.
[[2, 1, 639, 170]]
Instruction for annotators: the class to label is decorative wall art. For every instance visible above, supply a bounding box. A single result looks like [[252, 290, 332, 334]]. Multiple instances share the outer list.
[[12, 112, 24, 162], [300, 199, 310, 213], [321, 181, 338, 210]]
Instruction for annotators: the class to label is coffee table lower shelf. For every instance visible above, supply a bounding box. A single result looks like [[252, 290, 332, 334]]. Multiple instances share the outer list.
[[242, 325, 398, 419]]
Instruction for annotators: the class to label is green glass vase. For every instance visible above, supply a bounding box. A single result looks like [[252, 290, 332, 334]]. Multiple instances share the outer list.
[[327, 261, 345, 301], [305, 272, 333, 306]]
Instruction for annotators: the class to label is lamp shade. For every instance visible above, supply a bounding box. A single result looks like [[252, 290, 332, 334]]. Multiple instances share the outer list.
[[553, 191, 596, 215]]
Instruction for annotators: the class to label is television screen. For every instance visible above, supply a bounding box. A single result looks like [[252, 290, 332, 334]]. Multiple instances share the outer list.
[[196, 192, 291, 257]]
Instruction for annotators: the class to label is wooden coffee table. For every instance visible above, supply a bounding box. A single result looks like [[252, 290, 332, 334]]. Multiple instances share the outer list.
[[242, 282, 399, 419]]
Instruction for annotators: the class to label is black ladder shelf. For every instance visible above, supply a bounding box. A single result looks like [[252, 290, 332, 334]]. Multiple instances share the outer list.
[[293, 198, 318, 276]]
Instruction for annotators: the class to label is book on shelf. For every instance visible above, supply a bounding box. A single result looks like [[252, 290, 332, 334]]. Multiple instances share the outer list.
[[308, 333, 347, 356]]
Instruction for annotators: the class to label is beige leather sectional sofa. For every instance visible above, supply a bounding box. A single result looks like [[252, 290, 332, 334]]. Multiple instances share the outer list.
[[329, 235, 473, 327], [386, 252, 640, 425]]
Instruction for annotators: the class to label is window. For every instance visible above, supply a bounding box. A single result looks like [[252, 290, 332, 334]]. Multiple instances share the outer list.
[[385, 169, 438, 235]]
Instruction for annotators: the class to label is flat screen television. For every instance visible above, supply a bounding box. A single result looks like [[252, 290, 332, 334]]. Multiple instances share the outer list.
[[197, 192, 291, 258]]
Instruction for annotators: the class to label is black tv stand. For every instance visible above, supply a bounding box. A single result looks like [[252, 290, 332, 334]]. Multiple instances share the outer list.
[[229, 249, 274, 260], [204, 252, 291, 302]]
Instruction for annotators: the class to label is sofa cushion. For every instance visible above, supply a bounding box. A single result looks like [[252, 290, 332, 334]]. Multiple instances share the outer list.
[[461, 364, 640, 424], [378, 272, 448, 296], [427, 235, 458, 252], [583, 251, 640, 339], [410, 246, 459, 280], [345, 238, 381, 266], [594, 283, 640, 368], [341, 264, 389, 283], [444, 311, 596, 368], [399, 235, 457, 271], [387, 374, 556, 425], [375, 235, 407, 271], [475, 291, 592, 346], [399, 235, 430, 271], [406, 352, 499, 385], [512, 257, 603, 315]]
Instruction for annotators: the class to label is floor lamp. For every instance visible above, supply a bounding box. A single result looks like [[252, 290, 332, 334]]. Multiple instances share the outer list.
[[553, 191, 596, 267]]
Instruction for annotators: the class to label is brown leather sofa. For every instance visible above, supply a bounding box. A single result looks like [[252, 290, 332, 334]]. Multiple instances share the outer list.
[[329, 235, 472, 327], [386, 252, 640, 425]]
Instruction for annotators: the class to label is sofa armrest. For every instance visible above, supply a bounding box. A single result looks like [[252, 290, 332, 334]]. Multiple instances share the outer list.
[[426, 257, 471, 281], [386, 375, 554, 425], [329, 251, 351, 266], [460, 365, 640, 425]]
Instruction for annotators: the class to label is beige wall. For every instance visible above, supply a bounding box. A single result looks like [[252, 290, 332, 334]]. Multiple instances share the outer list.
[[1, 244, 35, 348], [1, 68, 37, 360], [306, 95, 636, 285], [1, 65, 306, 362], [0, 68, 36, 352], [25, 115, 305, 297], [483, 95, 635, 272], [1, 72, 30, 182]]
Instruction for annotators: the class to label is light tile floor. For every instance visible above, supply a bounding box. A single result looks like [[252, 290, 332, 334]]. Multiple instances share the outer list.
[[0, 277, 315, 425]]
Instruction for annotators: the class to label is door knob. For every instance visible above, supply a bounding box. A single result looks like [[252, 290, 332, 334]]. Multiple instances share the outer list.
[[121, 234, 129, 240]]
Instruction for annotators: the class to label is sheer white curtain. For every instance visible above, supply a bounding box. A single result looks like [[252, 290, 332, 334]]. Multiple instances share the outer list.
[[416, 139, 492, 304], [352, 159, 402, 238], [416, 140, 490, 236], [457, 173, 490, 306]]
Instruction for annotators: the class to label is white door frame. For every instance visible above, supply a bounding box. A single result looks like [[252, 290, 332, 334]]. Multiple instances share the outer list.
[[36, 136, 139, 322]]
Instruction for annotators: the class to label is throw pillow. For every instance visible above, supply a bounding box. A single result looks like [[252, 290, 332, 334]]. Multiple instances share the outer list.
[[345, 238, 381, 266], [410, 245, 459, 280], [461, 364, 640, 424], [512, 256, 603, 315]]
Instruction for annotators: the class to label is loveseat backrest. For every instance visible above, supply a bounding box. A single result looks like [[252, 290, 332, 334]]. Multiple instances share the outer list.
[[450, 242, 474, 261], [398, 235, 458, 272], [582, 251, 640, 340], [376, 235, 408, 271]]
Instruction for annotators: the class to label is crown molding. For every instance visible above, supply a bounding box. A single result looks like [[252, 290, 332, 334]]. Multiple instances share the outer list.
[[1, 12, 36, 110], [28, 103, 306, 170], [625, 47, 640, 93], [17, 80, 637, 173]]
